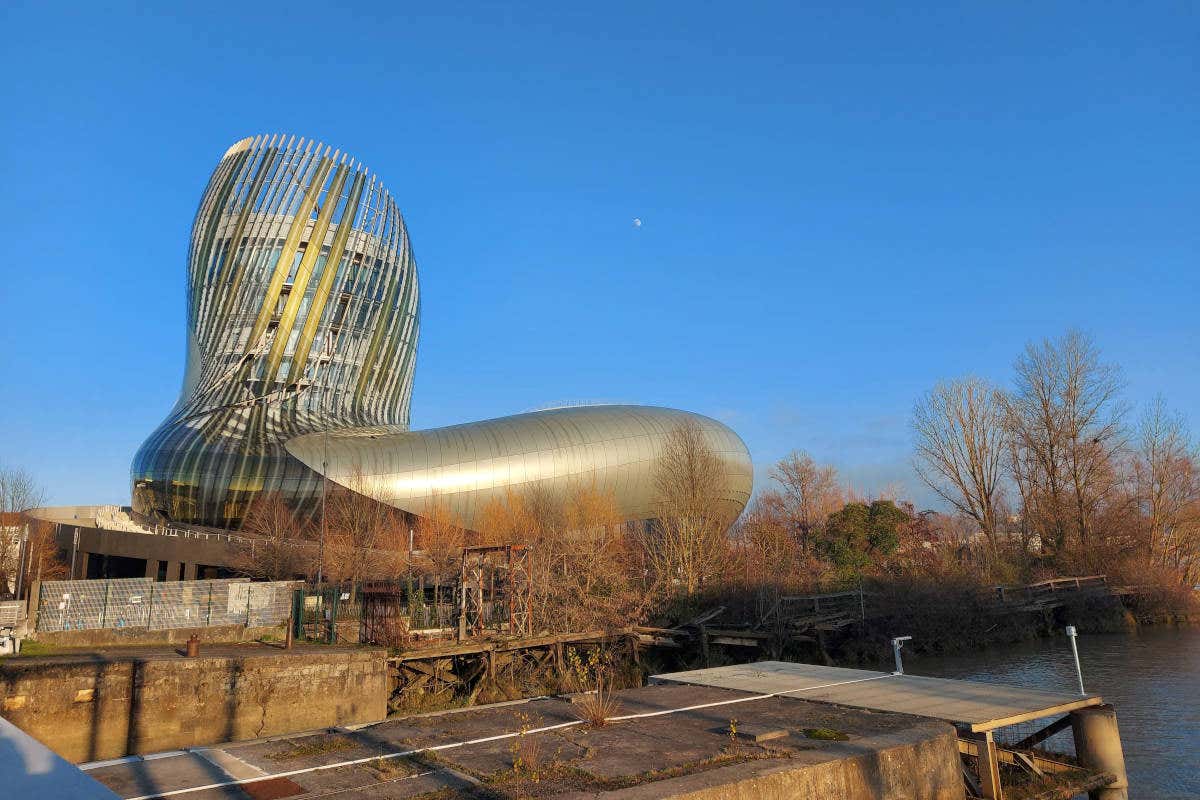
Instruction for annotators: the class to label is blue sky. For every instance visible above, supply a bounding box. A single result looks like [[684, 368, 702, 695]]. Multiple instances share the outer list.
[[1, 2, 1196, 509]]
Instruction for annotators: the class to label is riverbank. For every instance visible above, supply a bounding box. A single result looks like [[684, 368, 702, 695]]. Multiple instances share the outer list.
[[822, 581, 1200, 668]]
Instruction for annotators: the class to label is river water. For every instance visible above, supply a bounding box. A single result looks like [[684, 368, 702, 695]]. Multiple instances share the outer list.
[[904, 627, 1200, 799]]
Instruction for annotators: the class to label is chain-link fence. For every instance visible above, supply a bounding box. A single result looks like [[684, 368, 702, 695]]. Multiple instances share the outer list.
[[36, 578, 298, 633]]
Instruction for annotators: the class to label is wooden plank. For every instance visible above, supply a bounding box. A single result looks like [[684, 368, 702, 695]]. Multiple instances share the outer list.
[[388, 641, 495, 662], [966, 696, 1103, 733], [957, 738, 1078, 775], [634, 625, 689, 636], [711, 636, 763, 647], [705, 628, 771, 639], [654, 661, 1104, 733], [1012, 715, 1073, 750], [780, 590, 863, 601], [637, 634, 682, 648]]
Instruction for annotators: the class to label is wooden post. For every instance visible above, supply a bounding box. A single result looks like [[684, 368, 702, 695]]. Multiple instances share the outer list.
[[458, 552, 468, 642], [99, 581, 110, 628], [965, 731, 1003, 800], [285, 590, 295, 650], [27, 579, 41, 633]]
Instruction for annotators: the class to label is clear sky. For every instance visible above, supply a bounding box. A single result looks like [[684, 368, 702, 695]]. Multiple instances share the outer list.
[[1, 2, 1196, 509]]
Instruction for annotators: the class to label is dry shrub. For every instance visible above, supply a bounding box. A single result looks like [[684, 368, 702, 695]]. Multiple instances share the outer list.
[[573, 689, 622, 728], [371, 615, 411, 650], [509, 711, 547, 781], [477, 484, 648, 633], [567, 646, 623, 727], [511, 733, 545, 781]]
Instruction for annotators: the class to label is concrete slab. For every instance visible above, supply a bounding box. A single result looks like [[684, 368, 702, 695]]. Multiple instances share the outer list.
[[86, 682, 963, 799], [653, 660, 1104, 731]]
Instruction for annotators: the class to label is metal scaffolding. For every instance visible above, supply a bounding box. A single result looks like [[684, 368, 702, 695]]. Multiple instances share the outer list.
[[458, 544, 532, 640]]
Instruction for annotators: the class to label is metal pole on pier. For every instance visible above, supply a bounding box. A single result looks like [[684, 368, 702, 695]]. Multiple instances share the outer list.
[[891, 635, 912, 674], [1066, 625, 1085, 695]]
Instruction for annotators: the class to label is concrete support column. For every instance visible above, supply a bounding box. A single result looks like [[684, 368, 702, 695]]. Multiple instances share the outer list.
[[182, 562, 197, 581], [164, 561, 182, 581], [74, 551, 91, 580], [1071, 705, 1129, 800], [144, 558, 160, 579]]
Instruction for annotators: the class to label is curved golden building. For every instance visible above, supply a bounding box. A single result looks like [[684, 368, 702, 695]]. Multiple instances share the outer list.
[[132, 135, 751, 530]]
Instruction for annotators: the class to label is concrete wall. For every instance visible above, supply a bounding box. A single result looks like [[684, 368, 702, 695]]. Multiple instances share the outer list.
[[0, 648, 387, 763], [54, 524, 239, 572], [603, 723, 963, 800], [31, 623, 286, 649]]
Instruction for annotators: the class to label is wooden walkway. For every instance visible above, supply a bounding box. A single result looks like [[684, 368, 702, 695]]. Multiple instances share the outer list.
[[652, 660, 1103, 733]]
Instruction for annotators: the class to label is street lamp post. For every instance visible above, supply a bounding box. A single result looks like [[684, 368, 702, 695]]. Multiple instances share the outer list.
[[317, 429, 328, 587]]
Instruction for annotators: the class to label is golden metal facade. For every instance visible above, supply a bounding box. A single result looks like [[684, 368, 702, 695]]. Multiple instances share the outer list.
[[133, 135, 752, 531], [132, 135, 419, 527]]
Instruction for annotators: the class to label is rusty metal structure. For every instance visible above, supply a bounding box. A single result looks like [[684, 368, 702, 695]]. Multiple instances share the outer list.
[[458, 545, 532, 641]]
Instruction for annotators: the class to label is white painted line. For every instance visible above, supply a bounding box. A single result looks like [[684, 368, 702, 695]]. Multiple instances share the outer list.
[[79, 755, 144, 771], [80, 751, 188, 771], [122, 721, 582, 800], [120, 673, 896, 800], [610, 673, 895, 721], [192, 746, 267, 780]]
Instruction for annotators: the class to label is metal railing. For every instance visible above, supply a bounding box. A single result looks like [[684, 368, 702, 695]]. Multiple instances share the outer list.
[[143, 524, 250, 544], [776, 589, 867, 622]]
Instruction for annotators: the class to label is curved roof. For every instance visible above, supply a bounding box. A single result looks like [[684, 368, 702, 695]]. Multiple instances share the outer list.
[[286, 405, 752, 530]]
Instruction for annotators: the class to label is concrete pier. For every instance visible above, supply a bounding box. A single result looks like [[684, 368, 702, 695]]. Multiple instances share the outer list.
[[1071, 704, 1129, 800]]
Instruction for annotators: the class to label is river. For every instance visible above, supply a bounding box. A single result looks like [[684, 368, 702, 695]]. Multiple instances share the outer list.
[[903, 626, 1200, 799]]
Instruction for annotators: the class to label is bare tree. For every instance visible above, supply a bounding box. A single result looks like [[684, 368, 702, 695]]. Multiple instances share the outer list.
[[413, 494, 466, 584], [1006, 330, 1125, 550], [0, 467, 45, 596], [23, 518, 67, 586], [1134, 397, 1199, 565], [232, 492, 312, 580], [912, 377, 1007, 545], [325, 469, 407, 584], [477, 484, 646, 633], [554, 484, 643, 630], [641, 420, 732, 597], [768, 451, 843, 551]]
